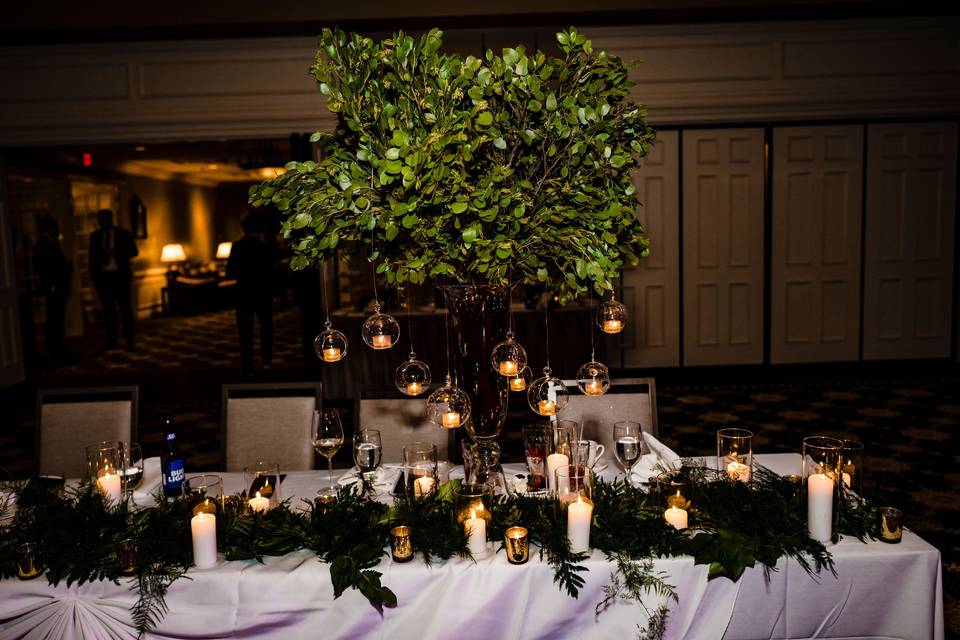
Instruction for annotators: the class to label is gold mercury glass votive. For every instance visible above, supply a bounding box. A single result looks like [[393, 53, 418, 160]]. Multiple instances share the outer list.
[[879, 507, 903, 544], [504, 526, 529, 564], [117, 538, 138, 576], [391, 525, 413, 562], [17, 543, 42, 580]]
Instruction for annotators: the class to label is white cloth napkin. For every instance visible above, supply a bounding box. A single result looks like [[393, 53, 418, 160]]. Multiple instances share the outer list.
[[631, 433, 681, 483], [133, 457, 163, 506], [337, 465, 401, 491]]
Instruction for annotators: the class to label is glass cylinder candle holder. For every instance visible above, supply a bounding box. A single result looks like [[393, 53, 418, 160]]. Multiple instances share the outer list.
[[802, 436, 843, 543], [390, 525, 414, 562], [555, 465, 594, 554], [85, 440, 125, 506], [879, 507, 903, 544], [841, 440, 864, 502], [522, 423, 552, 493], [454, 483, 493, 558], [117, 538, 138, 576], [403, 442, 439, 498], [504, 526, 530, 564], [17, 543, 42, 580], [545, 421, 578, 493], [660, 476, 691, 530], [243, 462, 281, 512], [717, 428, 753, 483], [182, 474, 224, 515]]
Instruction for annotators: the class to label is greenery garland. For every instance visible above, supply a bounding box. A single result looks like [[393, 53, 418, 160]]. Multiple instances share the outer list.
[[0, 464, 877, 639]]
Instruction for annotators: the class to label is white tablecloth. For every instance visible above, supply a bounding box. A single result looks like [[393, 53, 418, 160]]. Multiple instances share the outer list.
[[0, 455, 943, 640]]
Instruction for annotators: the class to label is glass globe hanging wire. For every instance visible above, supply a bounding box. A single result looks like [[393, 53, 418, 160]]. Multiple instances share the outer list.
[[527, 367, 570, 417], [576, 360, 610, 397], [426, 375, 471, 429], [362, 302, 401, 350], [597, 296, 628, 334], [314, 320, 348, 363], [491, 331, 527, 378], [395, 352, 432, 397], [508, 365, 533, 393]]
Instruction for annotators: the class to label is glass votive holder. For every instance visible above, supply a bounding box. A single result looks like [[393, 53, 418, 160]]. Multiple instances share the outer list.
[[17, 542, 42, 580], [717, 428, 752, 482], [454, 483, 493, 558], [117, 538, 138, 576], [802, 436, 843, 544], [879, 507, 903, 544], [660, 476, 690, 530], [841, 440, 864, 501], [504, 526, 530, 564], [85, 440, 126, 505], [403, 442, 438, 498], [390, 525, 414, 562], [182, 474, 224, 516], [243, 462, 281, 512]]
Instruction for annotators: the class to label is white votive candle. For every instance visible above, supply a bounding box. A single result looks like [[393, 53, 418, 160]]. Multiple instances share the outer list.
[[546, 453, 568, 492], [664, 506, 688, 530], [499, 360, 518, 376], [322, 347, 341, 362], [406, 381, 422, 395], [584, 379, 603, 396], [602, 319, 622, 333], [807, 472, 834, 543], [465, 508, 487, 556], [567, 496, 593, 553], [538, 399, 556, 416], [372, 334, 392, 349], [248, 491, 270, 513], [97, 470, 123, 505], [727, 461, 751, 483], [509, 377, 526, 391], [441, 411, 460, 428], [191, 512, 218, 568], [413, 476, 435, 497]]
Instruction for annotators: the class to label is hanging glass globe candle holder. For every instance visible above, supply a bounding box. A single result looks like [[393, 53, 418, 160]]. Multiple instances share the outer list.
[[314, 321, 348, 363], [395, 352, 432, 397], [426, 376, 471, 429], [597, 297, 627, 334], [527, 367, 569, 417], [362, 303, 401, 350], [508, 365, 533, 393], [577, 360, 610, 397], [491, 331, 527, 377]]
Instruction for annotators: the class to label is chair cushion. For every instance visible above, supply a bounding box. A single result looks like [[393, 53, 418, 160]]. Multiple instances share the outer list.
[[359, 399, 450, 464], [563, 392, 655, 465], [225, 397, 316, 472], [39, 401, 132, 477]]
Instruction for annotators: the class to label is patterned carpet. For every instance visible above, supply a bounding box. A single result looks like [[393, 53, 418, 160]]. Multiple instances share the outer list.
[[4, 307, 959, 636]]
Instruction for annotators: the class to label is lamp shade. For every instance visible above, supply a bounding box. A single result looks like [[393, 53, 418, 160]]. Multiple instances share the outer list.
[[161, 243, 187, 263], [215, 242, 232, 259]]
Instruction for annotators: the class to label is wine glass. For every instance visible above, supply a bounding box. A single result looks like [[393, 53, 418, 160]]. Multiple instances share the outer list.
[[613, 421, 642, 484], [122, 443, 144, 500], [312, 409, 344, 491], [353, 429, 382, 492]]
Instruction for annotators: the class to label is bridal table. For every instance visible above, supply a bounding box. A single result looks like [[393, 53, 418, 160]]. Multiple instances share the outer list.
[[0, 454, 943, 640]]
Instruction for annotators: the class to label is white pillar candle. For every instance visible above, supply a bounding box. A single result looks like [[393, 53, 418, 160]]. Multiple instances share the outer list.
[[807, 473, 834, 543], [465, 508, 487, 556], [546, 453, 568, 492], [727, 461, 751, 483], [191, 512, 218, 568], [413, 476, 435, 497], [248, 491, 270, 513], [664, 506, 688, 529], [96, 470, 123, 505], [567, 496, 593, 553]]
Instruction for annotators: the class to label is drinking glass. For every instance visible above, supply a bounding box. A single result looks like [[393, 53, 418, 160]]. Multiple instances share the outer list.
[[312, 409, 344, 490], [122, 443, 144, 498], [403, 442, 438, 497], [613, 421, 642, 482], [554, 420, 579, 457], [353, 429, 383, 490], [522, 424, 551, 493]]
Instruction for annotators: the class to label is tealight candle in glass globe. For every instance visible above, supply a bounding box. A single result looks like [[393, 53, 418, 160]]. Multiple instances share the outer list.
[[597, 297, 627, 334], [395, 352, 432, 397], [527, 368, 569, 416], [576, 361, 610, 397], [509, 366, 533, 393], [314, 321, 348, 363], [362, 303, 401, 350], [426, 376, 471, 429], [491, 333, 527, 378]]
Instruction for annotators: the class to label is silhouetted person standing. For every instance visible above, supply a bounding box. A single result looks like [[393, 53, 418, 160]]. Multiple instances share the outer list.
[[89, 209, 138, 350], [227, 214, 274, 373], [33, 217, 71, 363]]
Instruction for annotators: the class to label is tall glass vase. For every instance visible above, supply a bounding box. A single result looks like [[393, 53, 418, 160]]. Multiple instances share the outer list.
[[441, 284, 510, 491]]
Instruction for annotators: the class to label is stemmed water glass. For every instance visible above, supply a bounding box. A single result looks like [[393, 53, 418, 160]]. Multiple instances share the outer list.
[[353, 429, 383, 493], [613, 421, 643, 484], [312, 409, 344, 491]]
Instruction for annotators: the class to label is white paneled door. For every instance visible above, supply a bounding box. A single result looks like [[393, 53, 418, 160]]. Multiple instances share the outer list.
[[682, 129, 766, 366], [0, 161, 25, 388], [771, 125, 865, 363], [620, 130, 680, 368], [863, 122, 958, 360]]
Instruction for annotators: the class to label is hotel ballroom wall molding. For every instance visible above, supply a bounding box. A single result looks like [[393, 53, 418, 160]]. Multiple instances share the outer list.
[[0, 17, 958, 146]]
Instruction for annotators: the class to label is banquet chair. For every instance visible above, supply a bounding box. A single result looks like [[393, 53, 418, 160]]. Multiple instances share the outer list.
[[356, 387, 455, 463], [559, 378, 659, 466], [36, 387, 138, 478], [222, 382, 321, 472]]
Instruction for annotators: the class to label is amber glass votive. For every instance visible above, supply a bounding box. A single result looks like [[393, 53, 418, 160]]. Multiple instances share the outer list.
[[17, 543, 42, 580], [504, 526, 530, 564], [879, 507, 903, 544], [391, 525, 413, 562], [117, 538, 138, 576]]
